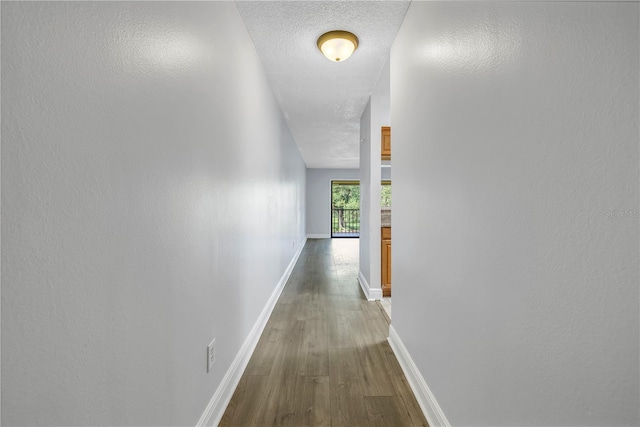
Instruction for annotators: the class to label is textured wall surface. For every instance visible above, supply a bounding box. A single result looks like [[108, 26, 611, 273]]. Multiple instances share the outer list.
[[359, 58, 390, 292], [1, 2, 306, 425], [381, 167, 391, 181], [391, 2, 639, 426], [359, 100, 373, 286], [306, 168, 359, 236]]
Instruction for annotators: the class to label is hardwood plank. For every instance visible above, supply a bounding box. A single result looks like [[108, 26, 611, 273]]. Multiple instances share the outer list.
[[323, 293, 348, 315], [351, 344, 396, 397], [364, 395, 414, 427], [329, 348, 370, 427], [244, 321, 285, 376], [253, 320, 305, 426], [340, 291, 367, 310], [327, 313, 353, 349], [219, 239, 429, 427], [381, 341, 429, 426], [390, 374, 429, 427], [278, 288, 297, 305], [218, 376, 242, 426], [298, 317, 329, 376], [292, 376, 331, 426], [269, 302, 294, 323], [381, 340, 406, 377], [218, 375, 269, 427], [347, 311, 396, 397]]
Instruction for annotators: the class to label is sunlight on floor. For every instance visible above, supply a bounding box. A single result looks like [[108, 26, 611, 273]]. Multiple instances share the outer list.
[[329, 238, 392, 320]]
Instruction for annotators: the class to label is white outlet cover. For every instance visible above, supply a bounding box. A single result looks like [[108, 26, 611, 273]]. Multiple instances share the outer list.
[[207, 338, 216, 372]]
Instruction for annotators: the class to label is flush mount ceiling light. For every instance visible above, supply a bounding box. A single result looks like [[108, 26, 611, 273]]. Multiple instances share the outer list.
[[317, 30, 359, 62]]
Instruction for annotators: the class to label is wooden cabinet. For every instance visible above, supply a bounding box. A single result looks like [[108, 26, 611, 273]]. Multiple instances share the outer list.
[[381, 126, 391, 160], [381, 227, 391, 297]]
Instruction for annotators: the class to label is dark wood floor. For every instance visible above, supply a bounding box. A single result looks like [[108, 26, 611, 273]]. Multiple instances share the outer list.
[[220, 238, 428, 427]]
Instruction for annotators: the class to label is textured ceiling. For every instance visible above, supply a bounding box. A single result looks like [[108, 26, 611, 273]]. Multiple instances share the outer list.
[[235, 1, 410, 169]]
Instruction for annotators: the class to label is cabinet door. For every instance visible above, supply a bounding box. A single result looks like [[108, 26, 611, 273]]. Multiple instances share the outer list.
[[381, 227, 392, 297], [381, 126, 391, 160], [382, 240, 392, 297]]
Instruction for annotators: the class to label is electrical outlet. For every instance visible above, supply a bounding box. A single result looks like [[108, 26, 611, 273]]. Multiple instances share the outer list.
[[207, 339, 216, 372]]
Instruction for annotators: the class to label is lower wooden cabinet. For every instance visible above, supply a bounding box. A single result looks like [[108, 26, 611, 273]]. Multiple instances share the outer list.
[[381, 227, 391, 297], [381, 126, 391, 160]]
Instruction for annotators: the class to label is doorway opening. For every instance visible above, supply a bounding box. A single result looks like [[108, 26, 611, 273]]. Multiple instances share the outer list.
[[331, 180, 360, 238], [380, 179, 392, 318]]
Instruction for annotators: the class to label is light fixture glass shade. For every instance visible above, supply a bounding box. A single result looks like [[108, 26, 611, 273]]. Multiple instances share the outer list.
[[317, 30, 359, 62]]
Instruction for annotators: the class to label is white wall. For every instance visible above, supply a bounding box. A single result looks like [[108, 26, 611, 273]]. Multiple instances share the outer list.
[[306, 168, 359, 237], [359, 58, 390, 299], [391, 2, 639, 426], [381, 167, 391, 181], [1, 2, 306, 426], [359, 100, 373, 290]]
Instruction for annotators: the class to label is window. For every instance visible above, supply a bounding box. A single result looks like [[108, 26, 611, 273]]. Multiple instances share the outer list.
[[381, 180, 391, 207], [331, 180, 360, 238]]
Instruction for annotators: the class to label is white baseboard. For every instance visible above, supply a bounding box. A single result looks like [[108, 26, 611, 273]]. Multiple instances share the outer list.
[[307, 234, 330, 239], [357, 270, 382, 301], [388, 325, 451, 427], [196, 237, 308, 427]]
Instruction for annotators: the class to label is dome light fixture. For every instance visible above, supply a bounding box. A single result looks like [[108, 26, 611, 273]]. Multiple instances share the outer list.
[[317, 30, 359, 62]]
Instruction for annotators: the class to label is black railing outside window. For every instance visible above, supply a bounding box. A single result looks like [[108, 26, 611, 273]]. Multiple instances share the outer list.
[[331, 208, 360, 238]]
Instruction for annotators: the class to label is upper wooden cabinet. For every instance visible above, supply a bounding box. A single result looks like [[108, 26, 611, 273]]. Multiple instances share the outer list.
[[381, 126, 391, 160]]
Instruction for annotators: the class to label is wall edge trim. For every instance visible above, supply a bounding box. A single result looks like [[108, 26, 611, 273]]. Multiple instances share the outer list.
[[388, 325, 451, 427], [358, 270, 382, 301], [196, 237, 308, 427]]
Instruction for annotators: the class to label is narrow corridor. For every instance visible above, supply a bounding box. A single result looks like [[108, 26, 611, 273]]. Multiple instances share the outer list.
[[220, 238, 428, 426]]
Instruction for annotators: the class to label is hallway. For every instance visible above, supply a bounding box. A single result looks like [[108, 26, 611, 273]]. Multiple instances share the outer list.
[[220, 239, 428, 426]]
